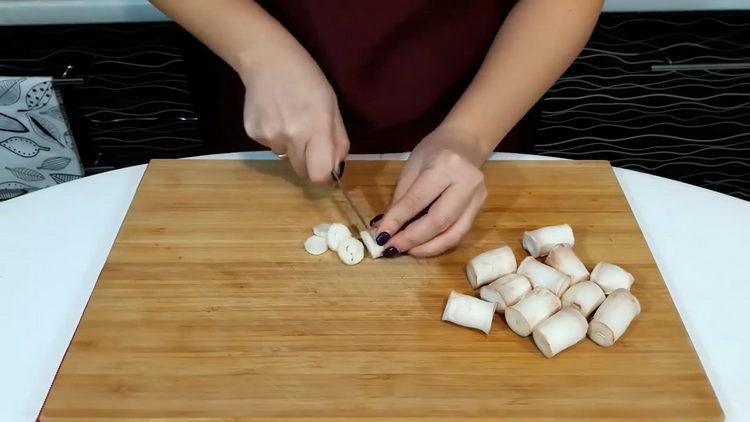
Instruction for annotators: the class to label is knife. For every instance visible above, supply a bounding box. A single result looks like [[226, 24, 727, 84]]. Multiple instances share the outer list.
[[331, 167, 369, 230]]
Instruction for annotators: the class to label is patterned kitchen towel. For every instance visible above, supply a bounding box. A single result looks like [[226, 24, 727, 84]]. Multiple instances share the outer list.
[[0, 76, 83, 201]]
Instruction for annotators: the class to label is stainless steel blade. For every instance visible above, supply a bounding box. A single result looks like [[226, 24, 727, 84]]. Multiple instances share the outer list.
[[331, 169, 369, 230]]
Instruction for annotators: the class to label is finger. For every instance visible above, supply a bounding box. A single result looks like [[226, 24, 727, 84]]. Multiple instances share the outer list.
[[286, 138, 308, 179], [390, 159, 421, 207], [385, 182, 473, 253], [369, 159, 423, 230], [305, 134, 335, 185], [408, 190, 485, 257], [374, 169, 450, 246]]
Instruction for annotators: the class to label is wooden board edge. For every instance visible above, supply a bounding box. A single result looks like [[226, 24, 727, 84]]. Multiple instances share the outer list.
[[36, 159, 164, 420]]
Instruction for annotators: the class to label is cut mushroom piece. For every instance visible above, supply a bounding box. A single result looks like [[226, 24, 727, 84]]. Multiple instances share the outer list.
[[337, 237, 365, 265], [532, 307, 588, 358], [588, 288, 641, 347], [590, 262, 635, 294], [479, 274, 532, 313], [504, 287, 561, 337], [303, 235, 328, 255], [465, 245, 517, 289], [326, 223, 352, 251], [522, 224, 575, 258], [561, 280, 606, 318], [359, 230, 384, 259], [313, 223, 331, 237], [545, 245, 589, 284], [516, 256, 571, 297], [442, 290, 497, 334]]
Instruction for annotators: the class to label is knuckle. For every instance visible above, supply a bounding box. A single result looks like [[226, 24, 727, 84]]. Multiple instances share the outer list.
[[429, 212, 453, 232]]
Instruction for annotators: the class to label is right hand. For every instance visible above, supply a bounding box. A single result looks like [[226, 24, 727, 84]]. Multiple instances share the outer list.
[[239, 42, 349, 184]]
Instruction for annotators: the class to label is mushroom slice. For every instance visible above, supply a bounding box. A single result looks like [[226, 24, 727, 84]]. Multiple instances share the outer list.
[[359, 230, 384, 259], [561, 280, 605, 318], [517, 256, 571, 297], [545, 245, 589, 284], [532, 307, 588, 358], [326, 223, 352, 251], [442, 290, 496, 334], [479, 274, 532, 313], [588, 288, 641, 347], [304, 235, 328, 255], [465, 245, 517, 289], [337, 237, 364, 265], [590, 262, 634, 294], [313, 223, 331, 237], [504, 287, 561, 337], [522, 224, 574, 258]]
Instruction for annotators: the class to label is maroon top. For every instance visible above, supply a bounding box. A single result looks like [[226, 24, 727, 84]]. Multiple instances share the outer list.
[[200, 1, 521, 154], [257, 0, 515, 152]]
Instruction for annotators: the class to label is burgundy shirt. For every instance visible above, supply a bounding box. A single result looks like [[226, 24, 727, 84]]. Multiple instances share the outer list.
[[202, 1, 519, 153]]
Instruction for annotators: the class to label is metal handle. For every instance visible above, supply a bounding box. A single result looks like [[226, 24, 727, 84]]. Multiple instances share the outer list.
[[651, 62, 750, 72]]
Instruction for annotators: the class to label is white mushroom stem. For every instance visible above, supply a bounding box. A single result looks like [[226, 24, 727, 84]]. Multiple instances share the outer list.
[[532, 307, 588, 358], [544, 245, 589, 284], [304, 235, 328, 255], [479, 274, 532, 313], [326, 223, 352, 251], [516, 256, 571, 297], [561, 280, 606, 318], [522, 224, 574, 258], [313, 223, 330, 237], [465, 245, 517, 289], [590, 262, 635, 294], [359, 230, 384, 259], [588, 288, 641, 347], [442, 291, 497, 334], [504, 287, 561, 337]]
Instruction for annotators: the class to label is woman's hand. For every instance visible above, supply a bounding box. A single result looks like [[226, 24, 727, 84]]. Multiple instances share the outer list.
[[239, 38, 349, 184], [372, 126, 489, 257]]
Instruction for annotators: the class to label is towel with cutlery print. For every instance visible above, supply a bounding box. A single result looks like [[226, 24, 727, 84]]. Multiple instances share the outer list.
[[0, 76, 83, 201]]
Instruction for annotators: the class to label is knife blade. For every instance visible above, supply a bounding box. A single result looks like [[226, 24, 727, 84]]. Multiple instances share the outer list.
[[331, 168, 369, 230]]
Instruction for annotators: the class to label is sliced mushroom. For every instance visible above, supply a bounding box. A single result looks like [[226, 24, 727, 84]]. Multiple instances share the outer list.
[[337, 237, 364, 265], [442, 290, 497, 334], [326, 223, 352, 251], [313, 223, 331, 237], [504, 287, 561, 337], [590, 262, 634, 294], [561, 280, 606, 318], [532, 307, 588, 358], [516, 256, 571, 297], [303, 235, 328, 255], [465, 245, 517, 289], [522, 224, 575, 258], [588, 288, 641, 347], [545, 245, 589, 284], [479, 273, 532, 313]]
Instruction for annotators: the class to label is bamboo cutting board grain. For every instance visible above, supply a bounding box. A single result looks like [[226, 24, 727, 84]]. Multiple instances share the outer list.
[[41, 160, 722, 420]]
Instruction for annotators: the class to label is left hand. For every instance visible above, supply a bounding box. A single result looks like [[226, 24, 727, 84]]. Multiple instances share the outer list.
[[372, 126, 489, 257]]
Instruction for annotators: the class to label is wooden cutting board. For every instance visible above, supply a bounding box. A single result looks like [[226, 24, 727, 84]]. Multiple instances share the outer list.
[[41, 159, 722, 420]]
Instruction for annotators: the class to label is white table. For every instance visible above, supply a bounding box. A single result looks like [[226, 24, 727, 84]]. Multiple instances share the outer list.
[[1, 152, 748, 421]]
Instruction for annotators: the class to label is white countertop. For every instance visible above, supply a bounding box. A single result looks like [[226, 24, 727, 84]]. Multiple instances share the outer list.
[[0, 151, 749, 421], [1, 0, 749, 26]]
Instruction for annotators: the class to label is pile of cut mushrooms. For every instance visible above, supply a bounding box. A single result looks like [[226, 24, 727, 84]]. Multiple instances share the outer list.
[[442, 224, 641, 358], [304, 223, 384, 265]]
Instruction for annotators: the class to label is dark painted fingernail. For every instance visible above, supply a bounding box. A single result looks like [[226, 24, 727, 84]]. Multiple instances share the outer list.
[[383, 247, 399, 258], [369, 213, 384, 227], [375, 232, 390, 246], [337, 161, 346, 177]]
